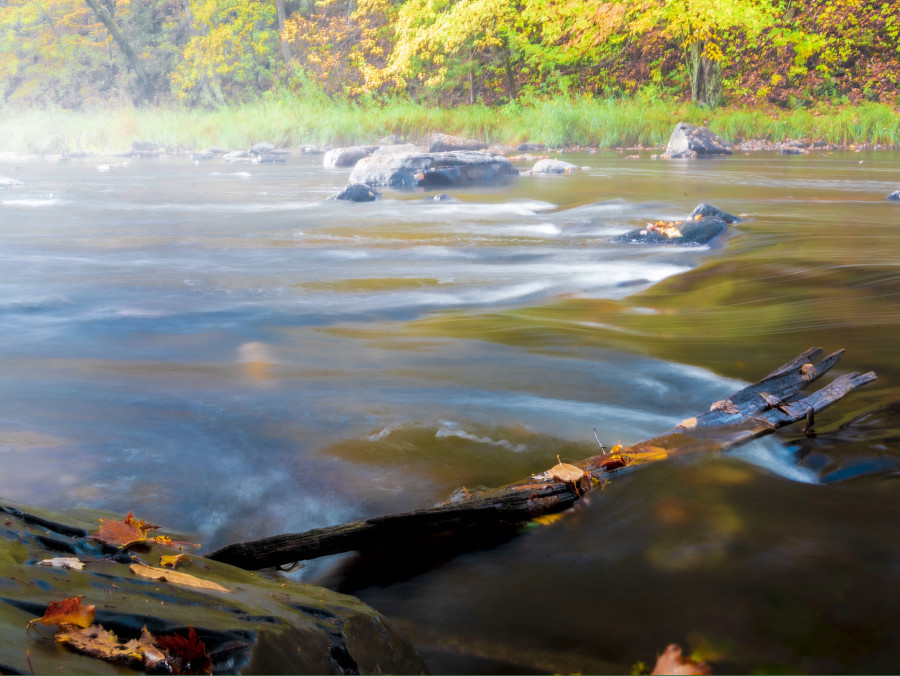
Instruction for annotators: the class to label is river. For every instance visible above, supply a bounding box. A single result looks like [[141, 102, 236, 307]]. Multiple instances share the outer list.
[[1, 149, 898, 673]]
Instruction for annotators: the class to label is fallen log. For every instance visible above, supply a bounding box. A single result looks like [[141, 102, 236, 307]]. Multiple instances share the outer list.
[[208, 348, 876, 570]]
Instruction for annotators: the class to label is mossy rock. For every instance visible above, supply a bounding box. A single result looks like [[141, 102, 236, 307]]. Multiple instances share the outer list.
[[0, 500, 426, 675]]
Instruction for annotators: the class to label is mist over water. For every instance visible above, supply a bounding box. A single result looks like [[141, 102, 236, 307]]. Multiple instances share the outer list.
[[1, 151, 899, 673]]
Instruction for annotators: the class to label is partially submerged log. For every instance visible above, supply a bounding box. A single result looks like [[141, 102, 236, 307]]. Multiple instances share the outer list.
[[208, 348, 876, 571]]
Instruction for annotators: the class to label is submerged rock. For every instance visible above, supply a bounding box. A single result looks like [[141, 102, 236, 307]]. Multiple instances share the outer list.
[[688, 202, 740, 224], [427, 133, 487, 152], [329, 182, 381, 202], [887, 190, 900, 201], [324, 145, 378, 168], [530, 158, 579, 174], [517, 142, 547, 153], [348, 150, 518, 188], [613, 216, 728, 245], [664, 122, 733, 158], [0, 499, 426, 675]]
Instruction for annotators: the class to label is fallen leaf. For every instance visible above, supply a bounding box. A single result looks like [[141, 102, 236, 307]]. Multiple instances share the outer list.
[[37, 557, 85, 571], [550, 455, 587, 483], [679, 417, 698, 430], [56, 624, 166, 671], [709, 399, 739, 414], [156, 626, 212, 675], [533, 513, 566, 526], [124, 511, 160, 534], [129, 562, 229, 592], [29, 596, 96, 629], [160, 554, 187, 569], [651, 644, 712, 675], [93, 517, 146, 548], [800, 363, 816, 380], [626, 445, 669, 464]]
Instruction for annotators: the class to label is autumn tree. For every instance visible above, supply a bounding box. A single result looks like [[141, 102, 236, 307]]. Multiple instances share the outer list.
[[628, 0, 775, 106], [172, 0, 281, 104]]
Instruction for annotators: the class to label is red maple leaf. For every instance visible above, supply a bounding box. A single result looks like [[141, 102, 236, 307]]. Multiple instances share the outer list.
[[155, 626, 212, 675]]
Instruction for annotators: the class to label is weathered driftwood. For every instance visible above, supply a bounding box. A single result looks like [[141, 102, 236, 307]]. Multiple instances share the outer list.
[[208, 348, 876, 570]]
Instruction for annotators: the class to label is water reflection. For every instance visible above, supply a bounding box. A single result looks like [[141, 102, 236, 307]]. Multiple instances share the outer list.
[[1, 151, 898, 673]]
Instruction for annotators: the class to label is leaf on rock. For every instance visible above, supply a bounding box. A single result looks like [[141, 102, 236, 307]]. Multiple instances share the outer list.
[[129, 562, 229, 592], [93, 517, 147, 548], [37, 557, 85, 571], [124, 510, 160, 533], [533, 513, 566, 526], [650, 644, 712, 675], [56, 624, 166, 671], [160, 553, 188, 569], [155, 626, 213, 675], [29, 596, 96, 629]]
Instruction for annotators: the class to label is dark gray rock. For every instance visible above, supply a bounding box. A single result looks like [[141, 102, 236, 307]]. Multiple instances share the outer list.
[[299, 145, 326, 154], [349, 150, 518, 188], [517, 142, 546, 152], [0, 499, 427, 675], [324, 145, 378, 168], [427, 133, 487, 152], [664, 122, 733, 158], [531, 158, 579, 174], [191, 152, 214, 162], [613, 217, 728, 245], [887, 190, 900, 201], [329, 182, 381, 202], [250, 142, 275, 156], [131, 141, 159, 153], [424, 193, 457, 202], [688, 202, 740, 224], [251, 153, 285, 163]]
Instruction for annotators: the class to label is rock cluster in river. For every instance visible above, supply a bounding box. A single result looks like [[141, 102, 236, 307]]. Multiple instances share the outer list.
[[613, 202, 740, 246], [664, 122, 733, 158], [888, 190, 900, 201]]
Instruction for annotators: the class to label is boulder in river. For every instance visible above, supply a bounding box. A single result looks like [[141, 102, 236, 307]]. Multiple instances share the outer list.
[[250, 142, 275, 156], [427, 133, 487, 152], [613, 216, 728, 245], [531, 158, 579, 174], [348, 150, 518, 188], [0, 499, 426, 675], [329, 182, 382, 202], [323, 145, 378, 168], [887, 190, 900, 201], [688, 202, 740, 224], [664, 122, 733, 158]]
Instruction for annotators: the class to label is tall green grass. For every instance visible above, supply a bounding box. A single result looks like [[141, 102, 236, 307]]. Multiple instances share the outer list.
[[0, 96, 896, 154]]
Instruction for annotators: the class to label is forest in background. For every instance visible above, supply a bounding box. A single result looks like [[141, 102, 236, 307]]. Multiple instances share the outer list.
[[1, 0, 898, 112]]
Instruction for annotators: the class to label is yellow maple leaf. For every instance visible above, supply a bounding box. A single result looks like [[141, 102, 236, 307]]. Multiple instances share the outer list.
[[28, 596, 95, 630]]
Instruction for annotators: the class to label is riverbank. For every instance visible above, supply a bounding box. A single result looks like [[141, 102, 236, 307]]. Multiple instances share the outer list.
[[1, 97, 898, 155]]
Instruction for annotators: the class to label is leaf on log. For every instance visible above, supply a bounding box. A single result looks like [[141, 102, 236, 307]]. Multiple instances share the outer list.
[[651, 644, 712, 675], [29, 596, 95, 629], [550, 455, 587, 483], [709, 399, 739, 414], [56, 625, 166, 671], [155, 626, 212, 675], [93, 514, 147, 548], [129, 561, 230, 592], [37, 557, 85, 571]]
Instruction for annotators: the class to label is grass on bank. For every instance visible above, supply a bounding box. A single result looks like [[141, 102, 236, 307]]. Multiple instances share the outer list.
[[1, 95, 898, 154]]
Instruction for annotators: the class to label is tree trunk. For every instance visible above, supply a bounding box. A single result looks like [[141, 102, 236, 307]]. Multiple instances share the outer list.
[[208, 348, 876, 570], [275, 0, 293, 66], [687, 40, 722, 107], [83, 0, 154, 102]]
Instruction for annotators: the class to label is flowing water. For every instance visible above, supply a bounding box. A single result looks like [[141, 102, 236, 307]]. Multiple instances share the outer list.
[[1, 150, 899, 673]]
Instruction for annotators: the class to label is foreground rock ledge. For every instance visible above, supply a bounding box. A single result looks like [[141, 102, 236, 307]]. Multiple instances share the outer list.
[[0, 500, 425, 675], [348, 150, 518, 188]]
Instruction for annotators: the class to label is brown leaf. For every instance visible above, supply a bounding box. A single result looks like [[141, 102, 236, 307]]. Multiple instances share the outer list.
[[129, 562, 230, 592], [29, 596, 96, 629], [709, 399, 739, 414], [156, 626, 212, 675], [93, 517, 146, 548], [56, 624, 166, 671], [550, 457, 586, 483], [651, 644, 712, 675]]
